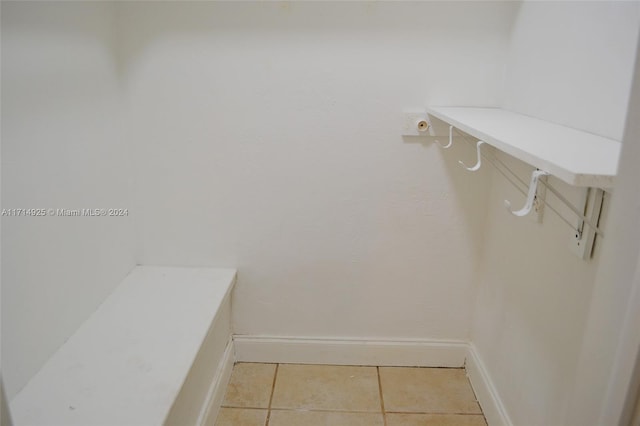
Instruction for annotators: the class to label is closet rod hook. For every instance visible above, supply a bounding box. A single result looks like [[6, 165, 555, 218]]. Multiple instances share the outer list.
[[437, 125, 454, 149], [504, 169, 549, 217], [459, 140, 486, 171]]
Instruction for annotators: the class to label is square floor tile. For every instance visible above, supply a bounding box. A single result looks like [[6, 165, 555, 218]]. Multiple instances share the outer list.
[[268, 410, 384, 426], [386, 413, 487, 426], [271, 364, 381, 412], [379, 367, 481, 414], [222, 363, 276, 408], [214, 408, 267, 426]]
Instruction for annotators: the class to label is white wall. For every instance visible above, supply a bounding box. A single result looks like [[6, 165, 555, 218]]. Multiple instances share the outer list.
[[1, 2, 136, 399], [503, 1, 640, 140], [119, 1, 516, 340], [567, 34, 640, 426], [471, 2, 640, 425]]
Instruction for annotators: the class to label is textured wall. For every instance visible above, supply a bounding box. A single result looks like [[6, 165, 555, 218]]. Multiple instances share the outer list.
[[120, 1, 516, 340]]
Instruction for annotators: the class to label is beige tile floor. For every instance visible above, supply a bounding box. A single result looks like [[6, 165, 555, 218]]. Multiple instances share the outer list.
[[215, 363, 486, 426]]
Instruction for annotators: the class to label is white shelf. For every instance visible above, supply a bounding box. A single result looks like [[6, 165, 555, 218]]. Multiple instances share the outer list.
[[426, 107, 621, 188]]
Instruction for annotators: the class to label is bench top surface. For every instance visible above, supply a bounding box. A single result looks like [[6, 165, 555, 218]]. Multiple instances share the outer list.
[[11, 266, 236, 426]]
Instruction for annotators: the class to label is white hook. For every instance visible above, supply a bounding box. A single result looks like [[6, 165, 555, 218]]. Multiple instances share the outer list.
[[459, 140, 486, 171], [504, 169, 549, 217], [437, 125, 454, 149]]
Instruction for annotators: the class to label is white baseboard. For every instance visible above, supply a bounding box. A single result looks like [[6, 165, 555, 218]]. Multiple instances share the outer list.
[[233, 335, 467, 367], [197, 340, 235, 426], [465, 343, 513, 426]]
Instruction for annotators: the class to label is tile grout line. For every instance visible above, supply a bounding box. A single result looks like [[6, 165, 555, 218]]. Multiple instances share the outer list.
[[220, 405, 267, 410], [268, 407, 386, 413], [220, 405, 485, 416], [377, 366, 388, 426], [264, 363, 279, 426], [384, 411, 486, 415]]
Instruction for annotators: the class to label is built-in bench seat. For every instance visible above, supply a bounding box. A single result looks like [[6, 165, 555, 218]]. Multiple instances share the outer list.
[[10, 266, 236, 426]]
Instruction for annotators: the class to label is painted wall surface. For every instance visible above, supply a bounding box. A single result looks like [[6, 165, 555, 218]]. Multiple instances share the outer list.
[[120, 1, 516, 340], [503, 1, 640, 141], [1, 2, 136, 399], [471, 2, 640, 425], [567, 36, 640, 426]]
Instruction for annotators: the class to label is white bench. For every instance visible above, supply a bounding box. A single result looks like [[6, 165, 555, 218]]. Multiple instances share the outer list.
[[10, 266, 236, 426]]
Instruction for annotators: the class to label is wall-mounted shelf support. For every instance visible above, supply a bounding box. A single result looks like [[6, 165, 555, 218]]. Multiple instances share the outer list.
[[569, 188, 604, 260]]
